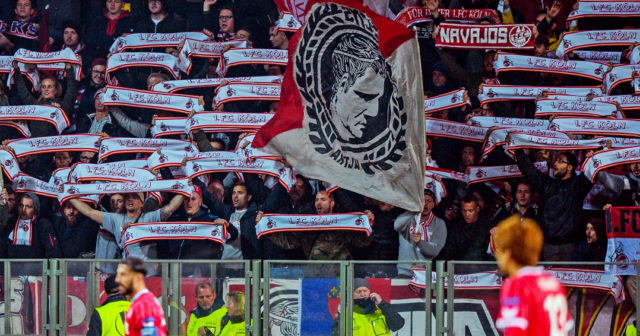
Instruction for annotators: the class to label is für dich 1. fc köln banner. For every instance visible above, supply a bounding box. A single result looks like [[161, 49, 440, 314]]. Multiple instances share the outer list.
[[252, 0, 426, 212], [605, 206, 640, 275]]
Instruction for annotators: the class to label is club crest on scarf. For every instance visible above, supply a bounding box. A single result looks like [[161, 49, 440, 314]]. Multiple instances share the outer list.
[[294, 3, 407, 175]]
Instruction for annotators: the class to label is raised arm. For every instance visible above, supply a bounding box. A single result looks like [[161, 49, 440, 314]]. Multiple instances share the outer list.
[[159, 194, 185, 221], [60, 65, 79, 116], [110, 107, 150, 138], [514, 149, 549, 194], [68, 198, 103, 223]]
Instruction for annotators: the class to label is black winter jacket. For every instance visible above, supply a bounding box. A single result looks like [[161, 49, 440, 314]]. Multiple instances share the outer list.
[[515, 149, 593, 244]]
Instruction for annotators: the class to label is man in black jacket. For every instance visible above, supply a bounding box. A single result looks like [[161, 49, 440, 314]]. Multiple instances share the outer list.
[[53, 201, 99, 258], [0, 193, 61, 259], [515, 149, 593, 261], [134, 0, 185, 34], [438, 193, 491, 262], [194, 179, 260, 260], [159, 185, 238, 261], [86, 274, 130, 336]]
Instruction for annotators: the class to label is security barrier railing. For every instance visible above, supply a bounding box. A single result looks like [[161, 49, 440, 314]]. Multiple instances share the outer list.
[[442, 261, 639, 336], [0, 259, 636, 335]]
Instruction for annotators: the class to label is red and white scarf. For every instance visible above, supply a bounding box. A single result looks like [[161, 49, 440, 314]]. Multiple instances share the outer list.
[[424, 89, 470, 114], [10, 218, 33, 246], [187, 112, 274, 134], [13, 173, 100, 204], [469, 116, 549, 129], [214, 83, 281, 105], [7, 134, 101, 157], [256, 213, 371, 238], [494, 53, 608, 81], [59, 178, 194, 204], [604, 137, 640, 148], [150, 117, 187, 137], [103, 86, 204, 114], [98, 137, 197, 162], [467, 162, 548, 185], [567, 1, 640, 21], [122, 221, 227, 251], [411, 212, 435, 242], [582, 146, 640, 181], [0, 121, 30, 137], [395, 7, 499, 25], [630, 45, 640, 64], [146, 149, 238, 170], [409, 268, 624, 302], [425, 118, 487, 142], [555, 30, 640, 58], [10, 47, 82, 82], [177, 39, 248, 74], [604, 64, 640, 93], [0, 56, 38, 87], [424, 175, 446, 203], [69, 163, 156, 183], [109, 32, 209, 54], [217, 48, 288, 77], [505, 132, 607, 152], [572, 50, 622, 63], [151, 76, 282, 93], [435, 23, 535, 50], [549, 117, 640, 137], [481, 128, 570, 157], [425, 166, 466, 182], [49, 167, 70, 186], [0, 105, 70, 134], [13, 173, 63, 198], [276, 12, 302, 32], [236, 134, 282, 161], [478, 84, 604, 104], [592, 94, 640, 110], [106, 52, 179, 84], [582, 147, 640, 181], [185, 156, 295, 190], [0, 149, 20, 180], [535, 99, 622, 118]]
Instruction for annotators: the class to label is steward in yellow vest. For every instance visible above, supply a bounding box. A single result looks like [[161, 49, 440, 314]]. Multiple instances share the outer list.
[[332, 278, 405, 336], [185, 303, 228, 336], [87, 275, 131, 336], [182, 281, 228, 336]]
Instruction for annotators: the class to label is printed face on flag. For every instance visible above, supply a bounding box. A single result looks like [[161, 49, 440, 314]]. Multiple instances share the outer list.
[[296, 3, 406, 175], [253, 0, 425, 212]]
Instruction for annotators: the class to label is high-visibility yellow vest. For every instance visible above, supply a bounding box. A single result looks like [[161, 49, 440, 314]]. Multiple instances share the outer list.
[[219, 318, 248, 336], [626, 322, 637, 336], [186, 307, 228, 336], [351, 308, 390, 336], [95, 299, 131, 336]]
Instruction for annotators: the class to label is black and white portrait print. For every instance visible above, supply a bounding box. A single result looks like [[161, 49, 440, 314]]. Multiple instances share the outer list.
[[295, 3, 407, 175]]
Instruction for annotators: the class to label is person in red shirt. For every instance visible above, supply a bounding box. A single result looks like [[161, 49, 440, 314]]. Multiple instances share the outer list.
[[115, 257, 167, 336], [492, 215, 574, 336]]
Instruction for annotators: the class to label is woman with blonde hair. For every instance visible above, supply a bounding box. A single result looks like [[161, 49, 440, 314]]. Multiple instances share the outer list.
[[220, 291, 246, 336]]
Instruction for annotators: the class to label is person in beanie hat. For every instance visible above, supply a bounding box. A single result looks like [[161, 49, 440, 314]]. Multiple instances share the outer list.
[[0, 192, 62, 258], [87, 274, 131, 336], [331, 278, 405, 335]]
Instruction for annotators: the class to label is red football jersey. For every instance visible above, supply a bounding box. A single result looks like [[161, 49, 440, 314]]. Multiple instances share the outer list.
[[125, 289, 167, 336], [496, 266, 574, 336]]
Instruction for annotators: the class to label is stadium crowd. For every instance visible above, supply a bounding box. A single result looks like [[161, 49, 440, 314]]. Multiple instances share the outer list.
[[0, 0, 637, 279]]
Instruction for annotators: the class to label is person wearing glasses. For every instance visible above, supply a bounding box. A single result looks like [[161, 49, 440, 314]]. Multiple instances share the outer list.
[[514, 149, 593, 261]]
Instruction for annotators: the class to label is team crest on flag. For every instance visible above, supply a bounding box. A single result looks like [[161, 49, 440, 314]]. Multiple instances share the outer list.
[[253, 0, 425, 212]]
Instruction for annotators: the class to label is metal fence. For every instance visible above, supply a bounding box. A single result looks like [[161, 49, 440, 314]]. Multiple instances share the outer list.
[[0, 259, 636, 335]]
